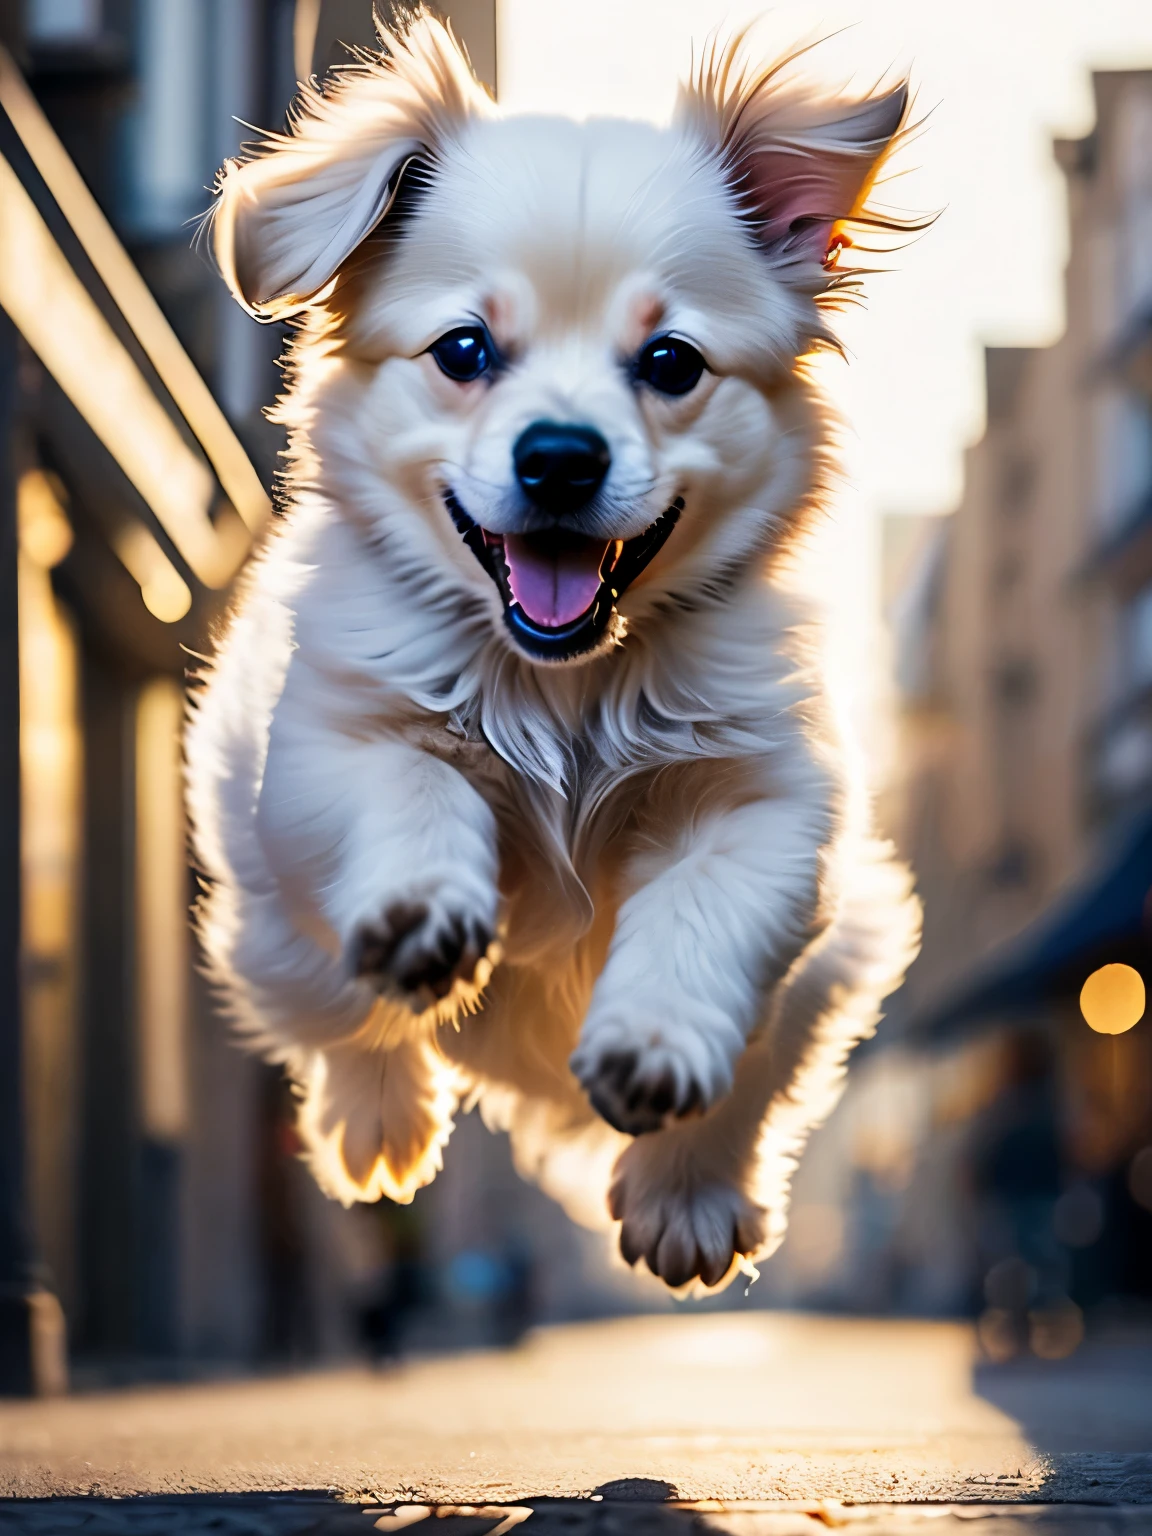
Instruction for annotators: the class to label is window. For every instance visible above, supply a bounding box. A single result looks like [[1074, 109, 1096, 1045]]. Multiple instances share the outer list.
[[992, 553, 1023, 594], [1124, 583, 1152, 691], [1097, 717, 1152, 800], [126, 0, 209, 235], [1095, 389, 1152, 531], [1118, 94, 1152, 318], [998, 454, 1035, 518], [26, 0, 101, 42], [991, 657, 1038, 708], [986, 841, 1034, 889]]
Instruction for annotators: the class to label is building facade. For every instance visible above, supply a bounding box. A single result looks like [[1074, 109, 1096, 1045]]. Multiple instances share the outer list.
[[869, 69, 1152, 1336]]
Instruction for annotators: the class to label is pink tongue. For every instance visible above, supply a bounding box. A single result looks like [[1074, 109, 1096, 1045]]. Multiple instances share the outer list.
[[502, 532, 610, 628]]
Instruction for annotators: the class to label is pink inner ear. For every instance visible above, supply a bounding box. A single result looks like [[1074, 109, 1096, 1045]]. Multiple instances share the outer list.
[[741, 147, 864, 258]]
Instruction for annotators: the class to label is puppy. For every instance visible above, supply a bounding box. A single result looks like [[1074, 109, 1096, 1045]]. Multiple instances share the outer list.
[[186, 10, 921, 1290]]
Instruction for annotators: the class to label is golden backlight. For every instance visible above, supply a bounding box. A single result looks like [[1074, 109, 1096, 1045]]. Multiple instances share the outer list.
[[17, 469, 73, 570], [135, 678, 190, 1142], [1079, 963, 1145, 1035], [0, 150, 244, 591], [0, 44, 270, 540]]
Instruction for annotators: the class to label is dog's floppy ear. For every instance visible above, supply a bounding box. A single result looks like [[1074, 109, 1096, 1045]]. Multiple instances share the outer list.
[[727, 87, 908, 263], [678, 38, 910, 278], [211, 12, 490, 318]]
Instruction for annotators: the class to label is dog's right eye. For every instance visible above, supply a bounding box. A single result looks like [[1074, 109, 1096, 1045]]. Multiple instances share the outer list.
[[429, 326, 494, 383]]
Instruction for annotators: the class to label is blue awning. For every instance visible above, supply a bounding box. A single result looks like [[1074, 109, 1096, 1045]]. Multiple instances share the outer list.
[[1102, 301, 1152, 393], [1081, 488, 1152, 578], [910, 808, 1152, 1043]]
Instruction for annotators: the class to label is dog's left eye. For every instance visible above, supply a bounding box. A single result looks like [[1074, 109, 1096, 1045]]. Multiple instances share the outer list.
[[635, 334, 706, 396], [429, 326, 495, 383]]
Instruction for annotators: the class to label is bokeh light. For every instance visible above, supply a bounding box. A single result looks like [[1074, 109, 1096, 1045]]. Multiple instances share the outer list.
[[1029, 1300, 1085, 1361], [1079, 964, 1145, 1035], [17, 468, 73, 570]]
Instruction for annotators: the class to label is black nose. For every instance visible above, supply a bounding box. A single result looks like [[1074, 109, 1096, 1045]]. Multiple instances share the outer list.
[[513, 421, 611, 515]]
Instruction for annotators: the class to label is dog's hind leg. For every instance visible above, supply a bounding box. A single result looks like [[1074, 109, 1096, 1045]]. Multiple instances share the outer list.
[[201, 867, 461, 1203], [607, 837, 920, 1289], [289, 1034, 461, 1205]]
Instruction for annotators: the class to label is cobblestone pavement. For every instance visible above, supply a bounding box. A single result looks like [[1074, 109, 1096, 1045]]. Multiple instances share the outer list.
[[1, 1316, 1150, 1532], [1, 1497, 1151, 1536]]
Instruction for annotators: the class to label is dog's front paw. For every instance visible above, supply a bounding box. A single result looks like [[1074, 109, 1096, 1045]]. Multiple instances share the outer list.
[[570, 1002, 740, 1137], [572, 1043, 704, 1136], [609, 1140, 767, 1289], [352, 896, 495, 1013]]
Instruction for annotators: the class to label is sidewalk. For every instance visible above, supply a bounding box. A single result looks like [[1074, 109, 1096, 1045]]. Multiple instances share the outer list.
[[1, 1315, 1150, 1530]]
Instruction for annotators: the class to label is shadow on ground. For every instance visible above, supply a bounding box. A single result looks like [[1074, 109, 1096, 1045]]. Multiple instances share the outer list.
[[3, 1491, 1152, 1536], [974, 1333, 1152, 1502]]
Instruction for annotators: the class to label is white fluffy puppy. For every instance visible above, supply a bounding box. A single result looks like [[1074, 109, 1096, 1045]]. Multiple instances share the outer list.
[[187, 10, 921, 1290]]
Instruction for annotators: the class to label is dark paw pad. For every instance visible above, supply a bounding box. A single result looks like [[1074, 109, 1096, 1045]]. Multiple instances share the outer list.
[[583, 1050, 704, 1137], [354, 903, 492, 1006], [353, 903, 428, 978]]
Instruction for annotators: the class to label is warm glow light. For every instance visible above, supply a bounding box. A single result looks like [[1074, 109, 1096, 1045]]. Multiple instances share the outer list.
[[113, 525, 193, 623], [1029, 1300, 1085, 1361], [18, 516, 82, 1331], [135, 677, 190, 1141], [0, 151, 244, 590], [1079, 963, 1145, 1035], [0, 43, 269, 539], [293, 0, 322, 80], [140, 577, 193, 625], [17, 469, 73, 569]]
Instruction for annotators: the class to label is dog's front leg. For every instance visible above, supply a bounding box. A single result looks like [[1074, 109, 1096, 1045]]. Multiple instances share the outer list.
[[570, 766, 831, 1136], [257, 686, 501, 1022], [604, 836, 920, 1288]]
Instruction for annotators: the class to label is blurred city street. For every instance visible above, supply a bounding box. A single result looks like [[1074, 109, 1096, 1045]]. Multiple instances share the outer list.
[[2, 1313, 1151, 1528], [3, 0, 1152, 1532]]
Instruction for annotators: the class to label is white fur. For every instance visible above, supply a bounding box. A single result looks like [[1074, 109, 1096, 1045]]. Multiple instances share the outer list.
[[186, 13, 921, 1290]]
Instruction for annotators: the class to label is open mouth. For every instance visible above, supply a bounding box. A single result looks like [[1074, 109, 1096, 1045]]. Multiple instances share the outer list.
[[443, 491, 684, 661]]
